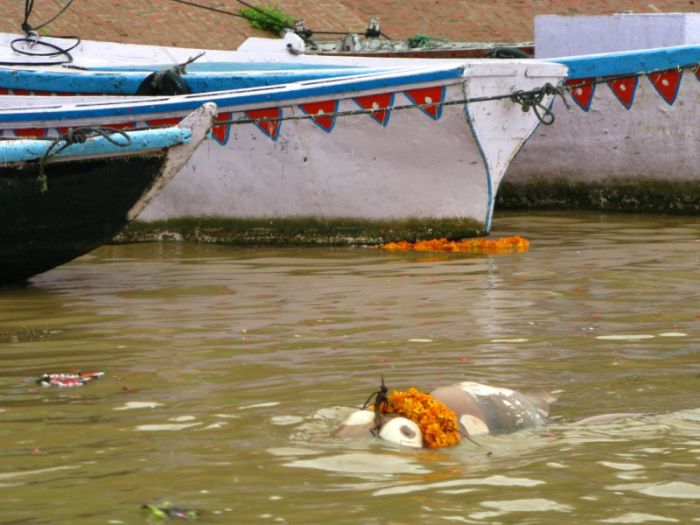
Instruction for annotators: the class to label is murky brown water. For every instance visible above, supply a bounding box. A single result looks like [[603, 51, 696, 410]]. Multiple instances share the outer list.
[[1, 212, 699, 524]]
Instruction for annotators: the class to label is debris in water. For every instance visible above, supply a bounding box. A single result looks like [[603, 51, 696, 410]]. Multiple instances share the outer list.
[[383, 236, 529, 254], [142, 501, 200, 520], [36, 371, 104, 388]]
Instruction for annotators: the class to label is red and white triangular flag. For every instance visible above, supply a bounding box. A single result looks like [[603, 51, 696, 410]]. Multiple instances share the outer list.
[[565, 78, 596, 112], [404, 86, 445, 120], [245, 108, 282, 140], [353, 93, 394, 126], [648, 69, 683, 105], [607, 76, 638, 109], [298, 100, 338, 132], [211, 112, 232, 144]]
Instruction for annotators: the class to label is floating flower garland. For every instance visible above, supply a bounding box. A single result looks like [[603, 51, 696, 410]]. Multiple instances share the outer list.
[[383, 236, 529, 254], [378, 387, 461, 448]]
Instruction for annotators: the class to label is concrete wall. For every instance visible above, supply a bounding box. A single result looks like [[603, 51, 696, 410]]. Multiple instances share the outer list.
[[536, 13, 700, 58]]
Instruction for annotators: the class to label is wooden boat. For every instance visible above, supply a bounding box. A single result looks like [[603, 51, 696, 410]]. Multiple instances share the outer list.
[[0, 29, 524, 70], [0, 29, 528, 96], [294, 19, 533, 59], [0, 104, 216, 284], [309, 38, 533, 59], [0, 64, 567, 244], [3, 15, 697, 216]]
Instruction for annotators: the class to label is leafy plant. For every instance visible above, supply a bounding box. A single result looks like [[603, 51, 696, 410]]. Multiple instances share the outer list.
[[239, 4, 295, 36]]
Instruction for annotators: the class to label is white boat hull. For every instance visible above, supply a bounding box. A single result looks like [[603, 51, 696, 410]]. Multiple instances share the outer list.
[[139, 74, 559, 237]]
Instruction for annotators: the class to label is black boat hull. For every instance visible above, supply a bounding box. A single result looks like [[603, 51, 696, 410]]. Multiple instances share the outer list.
[[0, 153, 166, 284]]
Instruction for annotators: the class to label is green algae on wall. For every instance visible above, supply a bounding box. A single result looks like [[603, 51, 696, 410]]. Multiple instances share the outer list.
[[116, 216, 485, 245], [497, 178, 700, 214]]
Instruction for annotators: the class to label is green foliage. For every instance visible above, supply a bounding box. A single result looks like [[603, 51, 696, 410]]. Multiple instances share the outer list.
[[239, 4, 295, 36]]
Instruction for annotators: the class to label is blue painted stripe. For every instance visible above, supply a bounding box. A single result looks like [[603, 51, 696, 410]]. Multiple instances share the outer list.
[[0, 66, 464, 124], [462, 102, 490, 234], [1, 127, 190, 163], [548, 44, 700, 80], [0, 67, 385, 95], [0, 68, 146, 93], [186, 69, 386, 93]]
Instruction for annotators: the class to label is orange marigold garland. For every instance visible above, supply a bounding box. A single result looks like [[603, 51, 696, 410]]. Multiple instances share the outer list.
[[383, 236, 529, 254], [378, 387, 461, 448]]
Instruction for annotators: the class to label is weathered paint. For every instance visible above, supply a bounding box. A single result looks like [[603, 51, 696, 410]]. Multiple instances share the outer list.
[[547, 45, 700, 80], [115, 216, 485, 245], [0, 67, 383, 96], [503, 16, 700, 213], [0, 154, 167, 284], [0, 64, 565, 236], [0, 67, 466, 123], [0, 127, 191, 164], [0, 105, 215, 284]]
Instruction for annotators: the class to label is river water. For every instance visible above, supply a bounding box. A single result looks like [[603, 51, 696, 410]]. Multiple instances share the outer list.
[[1, 212, 698, 524]]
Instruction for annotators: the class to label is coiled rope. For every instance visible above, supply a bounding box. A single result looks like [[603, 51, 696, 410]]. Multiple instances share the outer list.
[[2, 0, 80, 66], [510, 83, 568, 125]]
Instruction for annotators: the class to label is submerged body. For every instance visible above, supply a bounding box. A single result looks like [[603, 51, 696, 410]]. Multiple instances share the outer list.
[[432, 382, 552, 436], [335, 381, 556, 448]]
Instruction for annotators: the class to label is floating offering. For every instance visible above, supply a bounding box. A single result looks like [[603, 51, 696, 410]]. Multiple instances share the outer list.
[[383, 236, 529, 254], [36, 371, 104, 388], [142, 502, 200, 521], [376, 387, 462, 448]]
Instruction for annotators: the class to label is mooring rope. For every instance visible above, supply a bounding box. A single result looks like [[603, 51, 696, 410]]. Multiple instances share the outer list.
[[559, 63, 697, 92], [36, 127, 132, 192], [510, 83, 566, 125], [212, 82, 567, 127], [21, 0, 76, 33], [1, 0, 80, 66], [209, 62, 699, 129], [165, 0, 390, 42], [167, 0, 249, 21], [6, 61, 697, 149]]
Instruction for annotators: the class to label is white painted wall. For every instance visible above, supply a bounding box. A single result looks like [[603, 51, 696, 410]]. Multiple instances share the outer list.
[[535, 13, 700, 58]]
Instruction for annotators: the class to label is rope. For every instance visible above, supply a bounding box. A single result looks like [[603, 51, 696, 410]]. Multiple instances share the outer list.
[[2, 0, 80, 66], [408, 34, 449, 48], [510, 83, 567, 125], [362, 375, 389, 436], [165, 0, 390, 41], [209, 63, 685, 129], [36, 127, 132, 193], [21, 0, 76, 33], [212, 82, 566, 128], [8, 62, 696, 150], [562, 64, 692, 91], [167, 0, 247, 20]]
